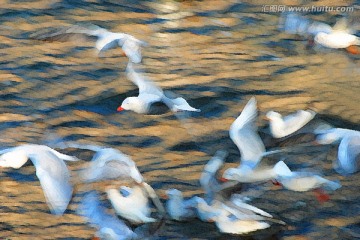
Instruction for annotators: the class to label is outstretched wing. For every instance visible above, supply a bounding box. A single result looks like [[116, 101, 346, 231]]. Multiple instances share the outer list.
[[126, 62, 163, 97], [229, 97, 265, 167], [30, 151, 72, 215]]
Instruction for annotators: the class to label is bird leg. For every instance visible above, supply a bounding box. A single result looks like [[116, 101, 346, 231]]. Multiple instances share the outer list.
[[313, 188, 330, 203], [346, 45, 360, 55]]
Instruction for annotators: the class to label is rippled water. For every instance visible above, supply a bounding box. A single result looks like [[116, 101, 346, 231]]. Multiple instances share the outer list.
[[1, 0, 360, 239]]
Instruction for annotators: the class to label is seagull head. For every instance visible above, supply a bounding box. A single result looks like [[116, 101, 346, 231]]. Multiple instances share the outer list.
[[166, 189, 183, 200], [265, 111, 282, 121], [0, 150, 28, 169], [117, 97, 145, 114]]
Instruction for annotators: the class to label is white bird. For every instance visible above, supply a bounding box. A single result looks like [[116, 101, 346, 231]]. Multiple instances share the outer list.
[[77, 191, 137, 240], [32, 23, 146, 63], [0, 144, 78, 215], [117, 62, 200, 114], [316, 128, 360, 144], [223, 160, 292, 183], [335, 135, 360, 175], [80, 147, 144, 184], [106, 185, 156, 224], [280, 13, 360, 52], [195, 198, 273, 234], [276, 171, 341, 193], [165, 189, 198, 221], [266, 110, 316, 138], [199, 150, 228, 204]]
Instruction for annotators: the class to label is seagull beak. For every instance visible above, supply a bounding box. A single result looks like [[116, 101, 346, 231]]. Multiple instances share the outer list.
[[218, 177, 229, 183], [117, 106, 124, 112], [160, 194, 168, 200]]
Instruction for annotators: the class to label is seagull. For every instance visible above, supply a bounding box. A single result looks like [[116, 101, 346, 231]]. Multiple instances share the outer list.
[[335, 135, 360, 175], [165, 189, 198, 221], [0, 144, 78, 215], [77, 191, 137, 240], [195, 197, 280, 234], [80, 147, 144, 184], [222, 160, 292, 183], [106, 185, 156, 224], [117, 62, 200, 114], [199, 150, 228, 204], [316, 128, 360, 144], [266, 109, 316, 138], [276, 171, 341, 202], [280, 13, 360, 53], [32, 23, 147, 63]]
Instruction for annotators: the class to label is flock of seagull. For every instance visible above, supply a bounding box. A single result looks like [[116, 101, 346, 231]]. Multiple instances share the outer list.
[[1, 13, 360, 240]]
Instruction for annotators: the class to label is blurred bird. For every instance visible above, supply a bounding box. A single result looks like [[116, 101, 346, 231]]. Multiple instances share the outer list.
[[32, 23, 147, 63], [117, 62, 200, 114], [80, 147, 144, 184], [280, 13, 360, 53], [266, 109, 316, 138], [0, 144, 78, 215], [316, 128, 360, 145], [165, 189, 198, 221], [106, 185, 156, 224], [77, 191, 137, 240], [335, 135, 360, 175], [276, 171, 341, 202]]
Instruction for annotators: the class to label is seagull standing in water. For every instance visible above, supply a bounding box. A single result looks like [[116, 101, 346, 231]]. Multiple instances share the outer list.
[[32, 23, 147, 63], [117, 62, 200, 114], [165, 189, 198, 221], [266, 109, 316, 138], [0, 144, 78, 215]]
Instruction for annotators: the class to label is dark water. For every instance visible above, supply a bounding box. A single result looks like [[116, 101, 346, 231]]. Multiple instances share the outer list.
[[0, 0, 360, 239]]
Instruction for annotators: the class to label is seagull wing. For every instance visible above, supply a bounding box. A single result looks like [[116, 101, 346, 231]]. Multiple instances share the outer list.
[[229, 97, 265, 167], [30, 150, 72, 215], [282, 110, 316, 134], [126, 62, 163, 97]]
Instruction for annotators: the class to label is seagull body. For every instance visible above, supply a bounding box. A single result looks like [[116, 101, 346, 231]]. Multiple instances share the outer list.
[[33, 24, 146, 63], [117, 63, 200, 114], [165, 189, 198, 221], [0, 144, 77, 215], [316, 128, 360, 144], [80, 147, 143, 183], [335, 135, 360, 175], [195, 198, 272, 234], [315, 31, 360, 49], [277, 171, 341, 192], [106, 186, 156, 224], [266, 110, 316, 138], [78, 191, 136, 240], [223, 160, 292, 183]]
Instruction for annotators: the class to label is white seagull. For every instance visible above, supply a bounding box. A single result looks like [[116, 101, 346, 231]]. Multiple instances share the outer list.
[[80, 147, 144, 184], [335, 135, 360, 175], [165, 189, 198, 221], [32, 23, 146, 63], [77, 191, 137, 240], [195, 198, 277, 234], [106, 185, 156, 224], [280, 13, 360, 53], [199, 150, 228, 204], [266, 109, 316, 138], [316, 128, 360, 144], [117, 62, 200, 114], [0, 144, 78, 215], [221, 97, 292, 182]]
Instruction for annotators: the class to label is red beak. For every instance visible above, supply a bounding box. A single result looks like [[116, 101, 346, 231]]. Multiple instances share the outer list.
[[219, 177, 229, 183], [117, 106, 124, 112]]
